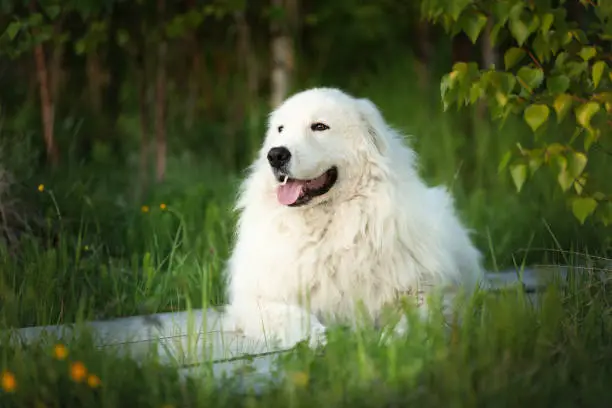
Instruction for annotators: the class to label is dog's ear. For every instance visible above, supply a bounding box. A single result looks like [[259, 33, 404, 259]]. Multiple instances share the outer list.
[[355, 98, 389, 154]]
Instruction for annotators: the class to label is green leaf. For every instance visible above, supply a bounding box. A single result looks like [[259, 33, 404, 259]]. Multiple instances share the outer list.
[[528, 151, 543, 175], [568, 151, 588, 179], [448, 0, 473, 21], [547, 143, 566, 158], [553, 94, 573, 122], [440, 74, 458, 111], [583, 128, 599, 151], [574, 175, 586, 195], [517, 67, 544, 91], [44, 5, 61, 20], [462, 12, 488, 44], [551, 152, 569, 185], [75, 39, 86, 55], [557, 168, 574, 192], [540, 13, 554, 33], [524, 104, 550, 132], [510, 163, 528, 192], [486, 71, 517, 94], [595, 91, 612, 104], [116, 29, 130, 46], [566, 61, 588, 79], [498, 151, 512, 173], [575, 102, 601, 129], [546, 75, 570, 94], [504, 47, 526, 70], [555, 51, 568, 67], [592, 61, 606, 88], [509, 2, 524, 20], [568, 126, 581, 145], [571, 197, 598, 224], [578, 46, 597, 61], [5, 21, 21, 40], [599, 202, 612, 227], [495, 91, 509, 107], [527, 14, 541, 34], [28, 12, 43, 27], [509, 18, 531, 46], [572, 30, 589, 44], [532, 33, 551, 63], [493, 1, 513, 24], [489, 22, 503, 46], [451, 61, 468, 77], [469, 82, 483, 104]]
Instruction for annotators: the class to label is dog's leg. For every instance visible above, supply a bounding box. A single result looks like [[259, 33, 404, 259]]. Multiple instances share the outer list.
[[378, 288, 458, 345], [378, 306, 430, 345], [225, 300, 327, 349]]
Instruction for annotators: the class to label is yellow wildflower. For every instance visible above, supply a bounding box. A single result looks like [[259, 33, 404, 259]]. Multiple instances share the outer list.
[[141, 205, 150, 213], [37, 184, 45, 192], [53, 344, 68, 360], [159, 203, 167, 210], [87, 374, 101, 388], [70, 361, 87, 382], [289, 371, 309, 387], [1, 370, 16, 393]]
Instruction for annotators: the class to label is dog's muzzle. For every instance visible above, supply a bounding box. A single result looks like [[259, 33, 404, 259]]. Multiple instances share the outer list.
[[267, 146, 291, 170]]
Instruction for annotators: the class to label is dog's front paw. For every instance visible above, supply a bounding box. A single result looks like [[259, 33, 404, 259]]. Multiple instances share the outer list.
[[270, 315, 327, 349], [304, 319, 327, 349], [378, 315, 409, 346], [229, 303, 327, 350]]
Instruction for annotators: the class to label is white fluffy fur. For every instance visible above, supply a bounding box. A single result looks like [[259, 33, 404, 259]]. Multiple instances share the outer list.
[[224, 88, 484, 348]]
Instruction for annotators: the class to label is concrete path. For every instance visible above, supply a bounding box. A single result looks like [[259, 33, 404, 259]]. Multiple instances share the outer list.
[[3, 265, 588, 386]]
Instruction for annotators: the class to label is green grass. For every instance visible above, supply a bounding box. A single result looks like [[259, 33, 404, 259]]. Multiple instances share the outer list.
[[1, 269, 612, 407], [0, 58, 611, 406]]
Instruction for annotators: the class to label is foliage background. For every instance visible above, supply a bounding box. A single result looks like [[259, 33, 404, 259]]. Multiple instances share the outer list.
[[0, 0, 610, 327]]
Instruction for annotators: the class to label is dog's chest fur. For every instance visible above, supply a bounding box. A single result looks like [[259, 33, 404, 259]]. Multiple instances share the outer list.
[[271, 197, 418, 324]]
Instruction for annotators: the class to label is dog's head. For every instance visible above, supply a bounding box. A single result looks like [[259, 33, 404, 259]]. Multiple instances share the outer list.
[[258, 87, 392, 208]]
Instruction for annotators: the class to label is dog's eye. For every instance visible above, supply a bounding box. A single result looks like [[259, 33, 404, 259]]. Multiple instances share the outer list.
[[277, 125, 284, 133], [311, 123, 330, 132]]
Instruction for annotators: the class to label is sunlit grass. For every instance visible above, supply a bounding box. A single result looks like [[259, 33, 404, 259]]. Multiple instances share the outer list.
[[1, 266, 611, 407]]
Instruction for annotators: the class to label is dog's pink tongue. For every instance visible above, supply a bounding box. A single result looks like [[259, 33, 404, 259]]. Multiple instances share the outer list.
[[277, 181, 303, 205]]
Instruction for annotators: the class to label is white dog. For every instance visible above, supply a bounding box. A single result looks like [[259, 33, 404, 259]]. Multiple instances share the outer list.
[[224, 88, 484, 349]]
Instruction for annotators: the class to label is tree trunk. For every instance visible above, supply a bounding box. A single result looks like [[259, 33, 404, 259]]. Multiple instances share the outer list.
[[450, 32, 476, 163], [50, 19, 65, 111], [235, 7, 261, 161], [30, 1, 58, 167], [185, 37, 201, 131], [235, 9, 259, 104], [481, 18, 498, 69], [477, 18, 498, 119], [104, 5, 125, 131], [413, 19, 432, 91], [185, 0, 200, 130], [155, 0, 167, 183], [451, 33, 473, 65], [138, 60, 150, 195], [86, 51, 103, 113], [269, 0, 296, 108]]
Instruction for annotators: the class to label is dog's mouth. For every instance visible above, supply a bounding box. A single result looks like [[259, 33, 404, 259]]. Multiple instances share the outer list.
[[275, 167, 338, 207]]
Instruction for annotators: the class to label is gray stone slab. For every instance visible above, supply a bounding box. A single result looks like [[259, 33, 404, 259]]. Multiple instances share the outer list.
[[486, 264, 608, 291], [484, 266, 566, 290], [5, 307, 287, 364], [3, 267, 588, 375], [178, 352, 284, 392]]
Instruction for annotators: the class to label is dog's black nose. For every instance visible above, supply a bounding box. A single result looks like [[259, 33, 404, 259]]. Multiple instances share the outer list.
[[267, 146, 291, 169]]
